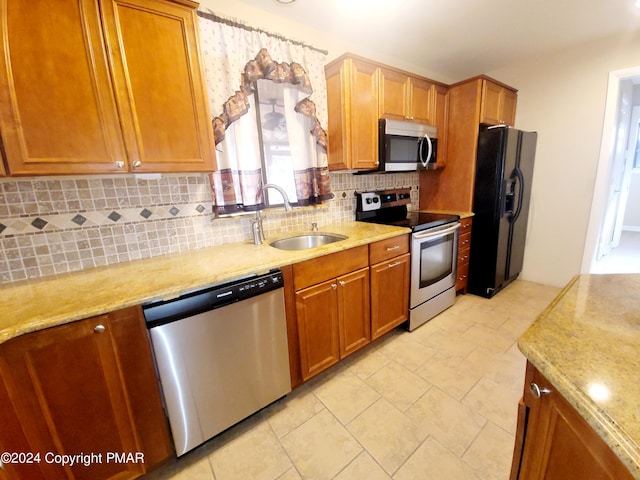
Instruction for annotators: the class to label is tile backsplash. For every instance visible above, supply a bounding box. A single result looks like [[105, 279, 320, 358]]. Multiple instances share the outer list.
[[0, 172, 419, 284]]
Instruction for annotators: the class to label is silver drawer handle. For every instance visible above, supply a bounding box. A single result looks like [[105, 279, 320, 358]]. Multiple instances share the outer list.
[[94, 324, 106, 333], [530, 382, 552, 398], [388, 261, 402, 268], [386, 245, 400, 251]]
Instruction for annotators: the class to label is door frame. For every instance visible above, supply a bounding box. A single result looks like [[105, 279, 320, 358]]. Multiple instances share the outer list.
[[581, 66, 640, 273]]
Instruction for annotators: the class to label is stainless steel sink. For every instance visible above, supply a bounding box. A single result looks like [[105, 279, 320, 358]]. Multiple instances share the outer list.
[[269, 233, 348, 251]]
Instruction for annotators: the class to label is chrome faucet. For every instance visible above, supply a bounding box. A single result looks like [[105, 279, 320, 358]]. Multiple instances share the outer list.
[[252, 183, 293, 245]]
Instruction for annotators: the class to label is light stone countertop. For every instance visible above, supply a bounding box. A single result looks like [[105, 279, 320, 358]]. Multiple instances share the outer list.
[[416, 209, 474, 219], [519, 273, 640, 478], [0, 221, 410, 345]]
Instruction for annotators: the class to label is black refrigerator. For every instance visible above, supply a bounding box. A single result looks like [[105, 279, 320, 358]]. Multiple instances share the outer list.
[[467, 126, 537, 298]]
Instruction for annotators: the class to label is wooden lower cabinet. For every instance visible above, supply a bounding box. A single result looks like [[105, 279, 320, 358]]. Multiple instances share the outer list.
[[295, 267, 371, 381], [456, 217, 472, 293], [370, 253, 410, 339], [510, 362, 633, 480], [0, 306, 172, 480]]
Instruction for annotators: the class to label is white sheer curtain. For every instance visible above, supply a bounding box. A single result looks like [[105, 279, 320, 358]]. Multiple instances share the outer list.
[[197, 12, 332, 216]]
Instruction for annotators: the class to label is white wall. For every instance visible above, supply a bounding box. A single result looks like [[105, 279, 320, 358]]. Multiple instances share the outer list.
[[487, 31, 640, 286]]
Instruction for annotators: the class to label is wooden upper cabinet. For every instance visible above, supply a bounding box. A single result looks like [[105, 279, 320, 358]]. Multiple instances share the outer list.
[[408, 76, 436, 123], [379, 68, 439, 125], [0, 0, 216, 176], [326, 54, 450, 171], [379, 68, 410, 119], [326, 56, 379, 170], [0, 0, 129, 175], [102, 0, 216, 173], [480, 78, 517, 126]]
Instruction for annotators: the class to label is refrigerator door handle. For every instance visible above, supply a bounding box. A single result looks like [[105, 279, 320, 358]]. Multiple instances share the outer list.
[[511, 168, 525, 221], [503, 178, 516, 217]]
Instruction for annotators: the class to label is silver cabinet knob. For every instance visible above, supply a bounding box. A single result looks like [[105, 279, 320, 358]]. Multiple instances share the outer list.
[[115, 161, 125, 169], [94, 324, 106, 333], [132, 160, 142, 168], [339, 281, 346, 287], [530, 382, 552, 398], [331, 283, 337, 289]]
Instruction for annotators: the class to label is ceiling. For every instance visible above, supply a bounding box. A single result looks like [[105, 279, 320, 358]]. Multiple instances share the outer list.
[[235, 0, 640, 82]]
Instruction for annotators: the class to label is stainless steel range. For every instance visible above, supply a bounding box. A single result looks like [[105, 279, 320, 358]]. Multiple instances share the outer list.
[[356, 188, 459, 330]]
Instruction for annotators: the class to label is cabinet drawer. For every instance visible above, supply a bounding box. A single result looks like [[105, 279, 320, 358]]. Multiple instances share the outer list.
[[456, 262, 469, 292], [459, 217, 473, 233], [369, 234, 410, 265], [459, 231, 471, 250], [293, 245, 368, 290], [458, 247, 470, 266]]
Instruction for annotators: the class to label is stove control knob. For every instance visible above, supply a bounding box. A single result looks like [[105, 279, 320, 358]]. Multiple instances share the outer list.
[[372, 197, 379, 203], [366, 198, 373, 204]]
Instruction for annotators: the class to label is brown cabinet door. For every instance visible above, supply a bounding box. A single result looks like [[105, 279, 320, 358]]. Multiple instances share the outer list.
[[337, 267, 371, 357], [349, 59, 379, 170], [0, 306, 172, 480], [295, 280, 341, 381], [433, 84, 449, 167], [102, 0, 216, 173], [370, 253, 410, 339], [326, 56, 378, 171], [480, 80, 517, 126], [502, 88, 518, 126], [408, 77, 435, 123], [0, 0, 129, 175], [515, 363, 634, 480], [379, 68, 409, 119], [480, 80, 503, 125]]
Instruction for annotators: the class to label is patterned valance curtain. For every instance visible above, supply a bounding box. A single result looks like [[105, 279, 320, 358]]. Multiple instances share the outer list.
[[197, 12, 333, 216]]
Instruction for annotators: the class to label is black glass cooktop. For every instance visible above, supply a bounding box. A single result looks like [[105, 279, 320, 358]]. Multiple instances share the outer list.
[[358, 208, 459, 233]]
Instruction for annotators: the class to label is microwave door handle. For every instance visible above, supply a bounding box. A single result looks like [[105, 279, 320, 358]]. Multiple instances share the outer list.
[[418, 136, 426, 165], [412, 223, 459, 240], [418, 134, 432, 167], [424, 133, 432, 166]]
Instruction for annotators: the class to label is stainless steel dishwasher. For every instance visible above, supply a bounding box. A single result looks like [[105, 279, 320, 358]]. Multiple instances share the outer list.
[[142, 269, 291, 456]]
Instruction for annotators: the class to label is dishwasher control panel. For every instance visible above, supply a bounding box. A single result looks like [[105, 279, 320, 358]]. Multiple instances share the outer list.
[[142, 269, 283, 328]]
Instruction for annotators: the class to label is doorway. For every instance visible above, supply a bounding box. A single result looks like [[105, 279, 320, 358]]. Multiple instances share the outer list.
[[582, 67, 640, 274]]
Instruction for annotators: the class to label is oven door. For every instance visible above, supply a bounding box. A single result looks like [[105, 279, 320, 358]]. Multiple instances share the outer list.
[[410, 222, 459, 308]]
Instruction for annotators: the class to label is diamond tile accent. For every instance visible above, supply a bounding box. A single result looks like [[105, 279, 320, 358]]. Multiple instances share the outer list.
[[140, 208, 152, 219], [196, 204, 206, 213], [0, 224, 6, 234], [31, 217, 48, 230], [71, 214, 87, 226], [169, 206, 180, 216], [108, 211, 122, 222]]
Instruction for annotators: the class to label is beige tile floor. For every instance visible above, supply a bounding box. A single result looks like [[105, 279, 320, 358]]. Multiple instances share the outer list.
[[145, 280, 561, 480]]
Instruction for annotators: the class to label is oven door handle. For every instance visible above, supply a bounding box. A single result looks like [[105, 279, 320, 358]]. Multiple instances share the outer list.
[[412, 223, 459, 240]]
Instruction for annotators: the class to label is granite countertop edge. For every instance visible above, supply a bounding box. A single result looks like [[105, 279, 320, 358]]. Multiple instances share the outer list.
[[518, 275, 640, 479], [0, 221, 411, 345]]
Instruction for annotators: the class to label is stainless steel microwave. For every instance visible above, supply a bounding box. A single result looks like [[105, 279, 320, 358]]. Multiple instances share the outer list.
[[378, 118, 438, 172]]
